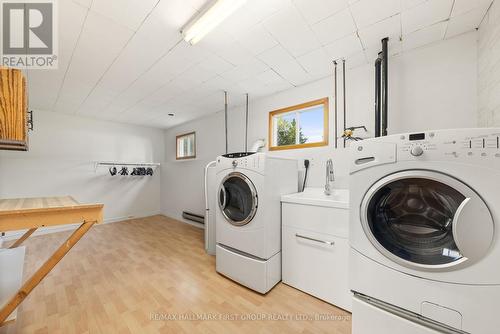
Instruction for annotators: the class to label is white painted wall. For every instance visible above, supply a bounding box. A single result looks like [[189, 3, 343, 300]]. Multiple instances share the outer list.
[[0, 110, 164, 237], [478, 0, 500, 126], [161, 32, 478, 221]]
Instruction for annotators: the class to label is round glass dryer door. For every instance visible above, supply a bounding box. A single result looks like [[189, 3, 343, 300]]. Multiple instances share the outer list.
[[361, 170, 494, 270], [218, 172, 258, 226]]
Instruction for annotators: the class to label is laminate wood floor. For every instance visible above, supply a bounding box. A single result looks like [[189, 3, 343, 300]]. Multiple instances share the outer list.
[[1, 215, 352, 334]]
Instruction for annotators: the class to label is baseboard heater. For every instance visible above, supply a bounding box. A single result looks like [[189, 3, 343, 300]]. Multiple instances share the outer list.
[[182, 211, 205, 224]]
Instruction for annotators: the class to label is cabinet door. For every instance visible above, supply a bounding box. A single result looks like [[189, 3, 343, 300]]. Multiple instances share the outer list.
[[282, 225, 352, 311], [0, 68, 28, 151]]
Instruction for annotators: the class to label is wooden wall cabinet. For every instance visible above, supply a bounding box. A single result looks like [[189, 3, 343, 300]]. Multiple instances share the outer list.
[[0, 68, 29, 151]]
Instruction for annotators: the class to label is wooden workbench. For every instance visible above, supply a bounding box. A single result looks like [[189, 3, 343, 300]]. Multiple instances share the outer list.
[[0, 196, 103, 326]]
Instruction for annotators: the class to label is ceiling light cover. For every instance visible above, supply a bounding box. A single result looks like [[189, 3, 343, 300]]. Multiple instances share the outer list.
[[182, 0, 247, 45]]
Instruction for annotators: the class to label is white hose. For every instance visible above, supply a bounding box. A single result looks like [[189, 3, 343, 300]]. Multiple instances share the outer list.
[[250, 139, 266, 152]]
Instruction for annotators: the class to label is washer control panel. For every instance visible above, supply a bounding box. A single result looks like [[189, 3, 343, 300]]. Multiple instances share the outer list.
[[396, 129, 500, 163], [216, 152, 263, 171]]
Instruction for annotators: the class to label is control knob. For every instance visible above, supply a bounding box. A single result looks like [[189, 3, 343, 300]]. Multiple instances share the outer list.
[[410, 146, 424, 157], [232, 160, 238, 167]]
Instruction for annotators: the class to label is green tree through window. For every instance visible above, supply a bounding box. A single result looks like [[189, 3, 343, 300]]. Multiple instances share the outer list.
[[277, 118, 308, 146]]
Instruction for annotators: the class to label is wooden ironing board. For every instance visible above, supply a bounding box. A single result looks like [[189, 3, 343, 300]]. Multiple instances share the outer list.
[[0, 196, 103, 326]]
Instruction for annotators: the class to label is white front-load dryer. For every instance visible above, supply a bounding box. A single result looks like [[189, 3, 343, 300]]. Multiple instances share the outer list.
[[349, 129, 500, 334], [215, 152, 298, 294]]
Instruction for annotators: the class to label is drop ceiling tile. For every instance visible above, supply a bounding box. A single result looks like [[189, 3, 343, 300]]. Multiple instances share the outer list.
[[170, 75, 203, 92], [452, 0, 492, 17], [238, 25, 278, 56], [402, 0, 427, 10], [257, 45, 295, 67], [156, 0, 203, 30], [323, 33, 363, 60], [267, 79, 295, 94], [311, 8, 357, 45], [215, 5, 262, 38], [188, 83, 218, 99], [293, 0, 349, 25], [77, 90, 116, 114], [297, 48, 332, 77], [199, 54, 235, 75], [76, 0, 200, 115], [135, 43, 205, 90], [28, 0, 87, 110], [446, 7, 485, 38], [202, 75, 236, 92], [73, 0, 91, 8], [350, 0, 401, 29], [197, 28, 237, 54], [88, 11, 186, 95], [264, 5, 321, 57], [91, 0, 159, 31], [139, 83, 184, 108], [63, 12, 134, 86], [272, 59, 309, 86], [214, 42, 256, 66], [257, 69, 287, 85], [219, 59, 269, 82], [111, 74, 169, 110], [54, 83, 94, 113], [402, 21, 447, 51], [244, 0, 293, 23], [181, 63, 218, 85], [358, 14, 401, 49], [55, 11, 134, 113], [237, 76, 269, 95], [401, 0, 453, 35]]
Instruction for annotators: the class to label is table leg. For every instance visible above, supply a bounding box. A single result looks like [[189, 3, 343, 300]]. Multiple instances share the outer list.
[[0, 220, 96, 325], [9, 228, 37, 249]]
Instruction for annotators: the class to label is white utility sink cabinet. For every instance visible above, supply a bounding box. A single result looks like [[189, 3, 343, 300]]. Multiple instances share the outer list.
[[281, 188, 351, 311]]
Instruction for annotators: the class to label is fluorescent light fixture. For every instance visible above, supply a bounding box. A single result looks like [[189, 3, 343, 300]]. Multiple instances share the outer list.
[[181, 0, 246, 45]]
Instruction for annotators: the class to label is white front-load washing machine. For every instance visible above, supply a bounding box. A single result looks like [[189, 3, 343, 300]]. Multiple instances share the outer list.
[[215, 152, 297, 294], [349, 129, 500, 334]]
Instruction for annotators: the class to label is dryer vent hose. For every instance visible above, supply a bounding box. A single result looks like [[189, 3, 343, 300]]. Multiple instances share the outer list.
[[250, 139, 266, 152]]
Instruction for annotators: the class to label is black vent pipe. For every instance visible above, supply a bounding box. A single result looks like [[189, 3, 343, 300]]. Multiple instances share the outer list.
[[224, 91, 228, 154], [381, 37, 389, 136], [374, 37, 389, 137], [374, 56, 382, 138]]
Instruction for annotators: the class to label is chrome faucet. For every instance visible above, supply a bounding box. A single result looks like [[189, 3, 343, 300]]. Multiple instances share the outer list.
[[325, 159, 334, 195]]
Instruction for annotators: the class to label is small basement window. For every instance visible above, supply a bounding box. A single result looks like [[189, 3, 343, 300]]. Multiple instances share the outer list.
[[269, 98, 329, 151], [176, 132, 196, 160]]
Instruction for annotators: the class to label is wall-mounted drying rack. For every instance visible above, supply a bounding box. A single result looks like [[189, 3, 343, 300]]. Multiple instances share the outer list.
[[94, 162, 161, 175]]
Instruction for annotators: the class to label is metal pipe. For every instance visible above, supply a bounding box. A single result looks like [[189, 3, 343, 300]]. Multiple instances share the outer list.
[[224, 91, 228, 154], [381, 37, 389, 136], [342, 59, 346, 148], [333, 61, 338, 149], [374, 56, 382, 138], [245, 93, 249, 152]]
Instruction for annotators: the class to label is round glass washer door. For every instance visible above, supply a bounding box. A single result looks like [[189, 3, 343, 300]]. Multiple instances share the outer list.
[[218, 172, 258, 226], [361, 170, 494, 270]]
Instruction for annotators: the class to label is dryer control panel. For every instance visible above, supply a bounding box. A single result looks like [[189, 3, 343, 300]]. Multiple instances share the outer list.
[[396, 129, 500, 163]]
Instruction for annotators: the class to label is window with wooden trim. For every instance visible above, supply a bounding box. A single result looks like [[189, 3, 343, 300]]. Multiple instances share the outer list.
[[268, 98, 329, 151], [176, 132, 196, 160]]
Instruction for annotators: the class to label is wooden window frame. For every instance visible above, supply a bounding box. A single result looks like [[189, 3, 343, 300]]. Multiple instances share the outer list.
[[176, 131, 196, 160], [268, 97, 329, 151]]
